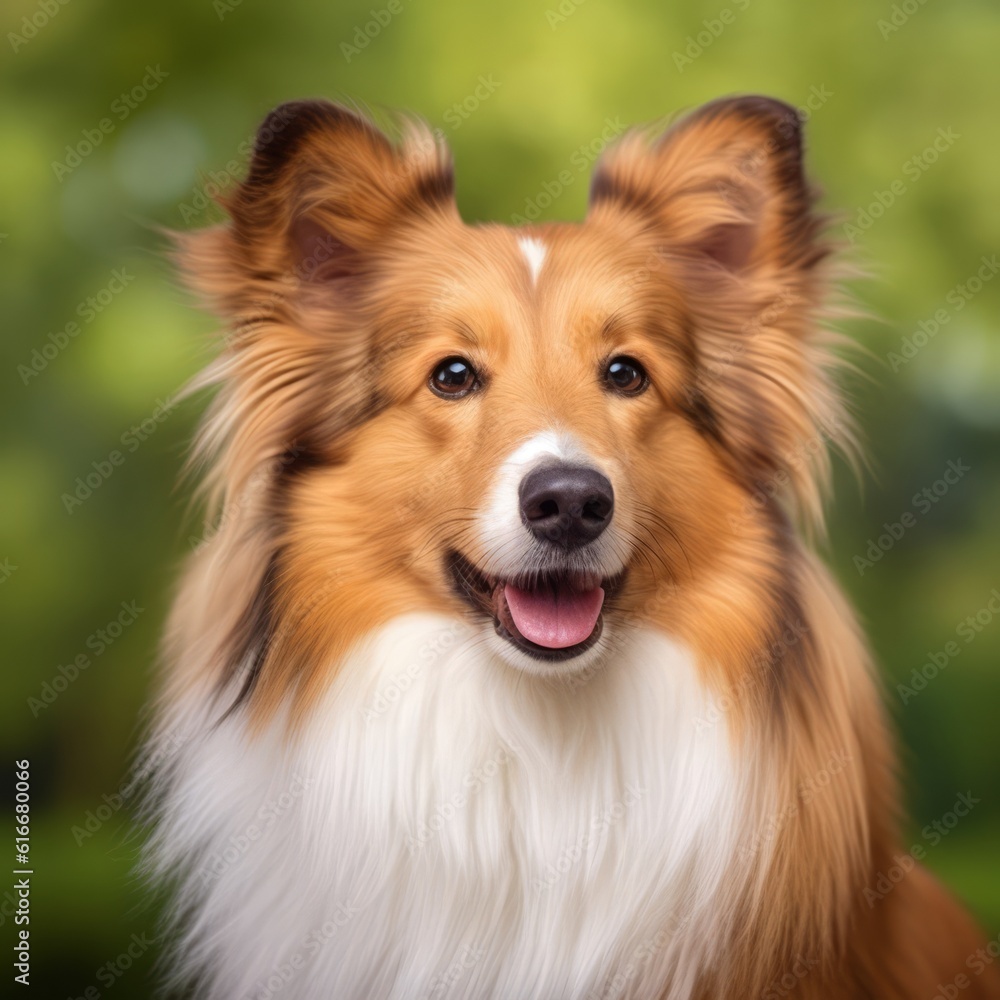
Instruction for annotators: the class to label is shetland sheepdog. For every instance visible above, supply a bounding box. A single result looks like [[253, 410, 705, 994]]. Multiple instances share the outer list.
[[143, 95, 999, 999]]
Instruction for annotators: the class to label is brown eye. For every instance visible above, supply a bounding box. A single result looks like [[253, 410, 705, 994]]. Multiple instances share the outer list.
[[430, 356, 478, 398], [605, 356, 648, 395]]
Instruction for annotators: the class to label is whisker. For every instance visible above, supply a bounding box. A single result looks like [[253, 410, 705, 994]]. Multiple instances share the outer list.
[[634, 502, 693, 577]]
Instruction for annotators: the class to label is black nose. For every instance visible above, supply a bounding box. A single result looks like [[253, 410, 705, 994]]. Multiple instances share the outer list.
[[519, 464, 614, 549]]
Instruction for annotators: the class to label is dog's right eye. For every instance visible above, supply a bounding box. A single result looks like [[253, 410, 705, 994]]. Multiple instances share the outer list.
[[429, 357, 478, 399]]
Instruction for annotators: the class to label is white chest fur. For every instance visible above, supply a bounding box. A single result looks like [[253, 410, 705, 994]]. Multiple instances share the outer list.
[[150, 615, 753, 1000]]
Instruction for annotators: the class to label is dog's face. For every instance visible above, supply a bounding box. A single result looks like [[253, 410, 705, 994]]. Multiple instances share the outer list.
[[331, 216, 734, 674], [184, 98, 843, 699]]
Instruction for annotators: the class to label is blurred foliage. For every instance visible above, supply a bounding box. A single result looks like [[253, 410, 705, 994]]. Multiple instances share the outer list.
[[1, 0, 998, 994]]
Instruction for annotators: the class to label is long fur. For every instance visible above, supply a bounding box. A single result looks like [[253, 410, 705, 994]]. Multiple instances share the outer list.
[[142, 96, 999, 999]]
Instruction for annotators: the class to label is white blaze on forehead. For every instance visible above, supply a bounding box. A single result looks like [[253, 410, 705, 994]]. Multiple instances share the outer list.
[[517, 236, 547, 286]]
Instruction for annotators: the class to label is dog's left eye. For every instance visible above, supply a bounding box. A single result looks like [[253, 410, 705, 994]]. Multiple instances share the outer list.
[[430, 356, 478, 398], [604, 356, 648, 395]]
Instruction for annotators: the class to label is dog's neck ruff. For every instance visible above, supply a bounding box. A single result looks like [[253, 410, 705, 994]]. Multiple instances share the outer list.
[[150, 614, 759, 1000]]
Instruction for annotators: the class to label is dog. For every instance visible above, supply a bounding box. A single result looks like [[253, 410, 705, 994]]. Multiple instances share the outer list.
[[142, 95, 999, 999]]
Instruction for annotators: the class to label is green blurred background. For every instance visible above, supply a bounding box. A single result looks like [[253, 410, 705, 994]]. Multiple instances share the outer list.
[[2, 0, 998, 994]]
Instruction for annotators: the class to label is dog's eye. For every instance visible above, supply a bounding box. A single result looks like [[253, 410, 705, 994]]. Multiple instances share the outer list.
[[430, 356, 478, 398], [604, 357, 648, 395]]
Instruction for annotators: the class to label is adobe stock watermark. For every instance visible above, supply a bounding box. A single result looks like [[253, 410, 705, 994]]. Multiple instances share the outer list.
[[213, 0, 245, 20], [67, 932, 154, 1000], [407, 747, 515, 855], [863, 791, 980, 906], [7, 0, 70, 55], [226, 143, 438, 328], [877, 0, 932, 40], [18, 268, 135, 384], [726, 419, 841, 533], [340, 1, 413, 62], [0, 558, 17, 585], [738, 750, 852, 862], [852, 458, 970, 575], [419, 946, 486, 1000], [187, 443, 314, 552], [532, 782, 647, 893], [244, 901, 363, 1000], [510, 116, 627, 225], [71, 728, 188, 845], [693, 617, 809, 732], [442, 75, 501, 131], [257, 570, 346, 662], [886, 255, 998, 372], [843, 126, 959, 243], [27, 600, 144, 717], [585, 913, 691, 1000], [761, 954, 821, 1000], [198, 773, 314, 886], [672, 0, 753, 73], [545, 0, 590, 29], [51, 65, 170, 182], [8, 0, 72, 52], [62, 396, 178, 513], [233, 227, 373, 339], [896, 588, 1000, 704], [712, 84, 832, 202], [933, 929, 1000, 1000], [175, 104, 296, 224], [362, 623, 464, 723]]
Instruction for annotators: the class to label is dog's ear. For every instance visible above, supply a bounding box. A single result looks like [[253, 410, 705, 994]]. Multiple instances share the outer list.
[[590, 97, 849, 533], [179, 100, 456, 313], [588, 96, 825, 275], [174, 102, 456, 516]]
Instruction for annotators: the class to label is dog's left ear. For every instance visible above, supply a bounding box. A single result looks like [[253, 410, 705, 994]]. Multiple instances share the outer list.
[[588, 96, 825, 274], [590, 97, 848, 533]]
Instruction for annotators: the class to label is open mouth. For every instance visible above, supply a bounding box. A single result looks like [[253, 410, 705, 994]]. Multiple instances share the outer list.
[[447, 551, 624, 662]]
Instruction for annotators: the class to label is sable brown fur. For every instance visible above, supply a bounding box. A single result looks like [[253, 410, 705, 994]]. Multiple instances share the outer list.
[[153, 96, 1000, 999]]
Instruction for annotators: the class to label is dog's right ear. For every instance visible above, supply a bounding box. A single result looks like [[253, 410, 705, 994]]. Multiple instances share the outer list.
[[177, 100, 456, 314], [174, 102, 456, 520]]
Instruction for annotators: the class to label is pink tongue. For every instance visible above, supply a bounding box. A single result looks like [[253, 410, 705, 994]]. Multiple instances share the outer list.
[[503, 581, 605, 649]]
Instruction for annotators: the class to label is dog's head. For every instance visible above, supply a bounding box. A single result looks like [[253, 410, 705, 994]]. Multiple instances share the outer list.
[[178, 97, 849, 707]]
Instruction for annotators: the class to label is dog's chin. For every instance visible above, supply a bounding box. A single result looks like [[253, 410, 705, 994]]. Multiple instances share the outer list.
[[446, 550, 625, 678], [483, 626, 613, 679]]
